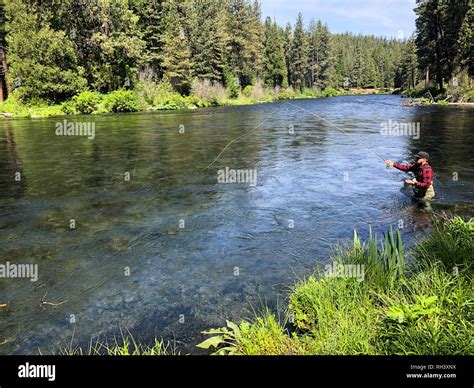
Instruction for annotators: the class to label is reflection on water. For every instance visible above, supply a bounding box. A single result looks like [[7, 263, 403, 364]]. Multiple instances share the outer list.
[[0, 95, 473, 354]]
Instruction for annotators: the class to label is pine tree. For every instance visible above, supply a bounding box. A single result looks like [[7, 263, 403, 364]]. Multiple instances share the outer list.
[[131, 0, 164, 79], [282, 22, 293, 88], [415, 0, 470, 89], [308, 19, 332, 90], [187, 0, 228, 82], [262, 17, 287, 88], [350, 44, 363, 88], [456, 0, 473, 77], [395, 38, 419, 90], [160, 0, 193, 94], [289, 13, 309, 91], [226, 0, 263, 88]]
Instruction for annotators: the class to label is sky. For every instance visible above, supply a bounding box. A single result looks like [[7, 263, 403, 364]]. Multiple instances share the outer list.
[[260, 0, 417, 39]]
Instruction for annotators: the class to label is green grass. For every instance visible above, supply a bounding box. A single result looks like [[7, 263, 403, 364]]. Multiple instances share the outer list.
[[51, 329, 178, 356], [414, 215, 473, 272], [198, 216, 473, 355]]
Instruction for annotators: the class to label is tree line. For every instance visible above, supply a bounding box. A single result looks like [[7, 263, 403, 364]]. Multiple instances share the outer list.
[[396, 0, 472, 91], [1, 0, 472, 103]]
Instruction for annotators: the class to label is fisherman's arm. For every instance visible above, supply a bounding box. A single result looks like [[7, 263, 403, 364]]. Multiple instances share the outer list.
[[385, 160, 413, 172]]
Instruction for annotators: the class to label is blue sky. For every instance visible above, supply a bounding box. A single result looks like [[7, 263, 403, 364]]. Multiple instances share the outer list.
[[260, 0, 417, 39]]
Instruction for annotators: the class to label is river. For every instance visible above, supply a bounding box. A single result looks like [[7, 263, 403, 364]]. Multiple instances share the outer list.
[[0, 95, 473, 354]]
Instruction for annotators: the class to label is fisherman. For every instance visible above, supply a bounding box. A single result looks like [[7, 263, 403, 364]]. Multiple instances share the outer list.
[[385, 151, 435, 204]]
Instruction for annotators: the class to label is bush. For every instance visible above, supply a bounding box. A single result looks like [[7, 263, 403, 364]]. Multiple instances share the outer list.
[[61, 100, 76, 115], [242, 85, 253, 97], [0, 93, 30, 117], [464, 89, 474, 102], [103, 90, 139, 113], [197, 311, 300, 355], [134, 80, 161, 107], [277, 88, 297, 101], [72, 91, 102, 114], [249, 80, 269, 101], [224, 69, 240, 99], [322, 87, 339, 97], [191, 78, 226, 105]]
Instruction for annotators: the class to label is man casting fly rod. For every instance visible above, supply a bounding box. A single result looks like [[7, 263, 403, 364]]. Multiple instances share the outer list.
[[385, 151, 435, 204]]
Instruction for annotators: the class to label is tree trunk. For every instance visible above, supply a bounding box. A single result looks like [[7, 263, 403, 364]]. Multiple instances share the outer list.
[[425, 66, 430, 89]]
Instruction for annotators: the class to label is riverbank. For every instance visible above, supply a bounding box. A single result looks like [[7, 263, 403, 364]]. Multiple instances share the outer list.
[[56, 216, 473, 356], [401, 85, 474, 107], [0, 86, 389, 120], [198, 216, 473, 355]]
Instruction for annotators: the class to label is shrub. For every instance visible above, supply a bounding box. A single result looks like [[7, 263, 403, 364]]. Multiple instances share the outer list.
[[224, 69, 240, 99], [134, 80, 161, 107], [277, 88, 297, 100], [464, 89, 474, 102], [289, 276, 380, 354], [242, 85, 253, 97], [197, 311, 300, 355], [103, 90, 139, 113], [72, 91, 102, 114], [61, 100, 76, 115], [0, 93, 30, 117], [249, 80, 269, 101], [191, 78, 226, 105], [322, 87, 339, 97]]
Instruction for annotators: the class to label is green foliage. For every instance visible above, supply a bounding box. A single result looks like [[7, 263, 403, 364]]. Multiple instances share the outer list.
[[200, 217, 473, 355], [289, 13, 309, 91], [60, 100, 76, 115], [379, 266, 473, 355], [198, 312, 299, 355], [333, 227, 405, 291], [414, 216, 473, 272], [321, 87, 339, 97], [262, 17, 288, 88], [223, 68, 240, 99], [5, 0, 87, 102], [103, 90, 139, 113], [160, 0, 193, 95], [72, 91, 102, 114], [226, 0, 263, 88], [288, 276, 380, 354], [415, 0, 471, 89], [308, 20, 332, 90]]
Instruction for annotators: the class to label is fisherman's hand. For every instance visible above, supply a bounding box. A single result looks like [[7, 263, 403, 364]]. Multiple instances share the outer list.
[[404, 179, 415, 185], [385, 160, 394, 167]]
